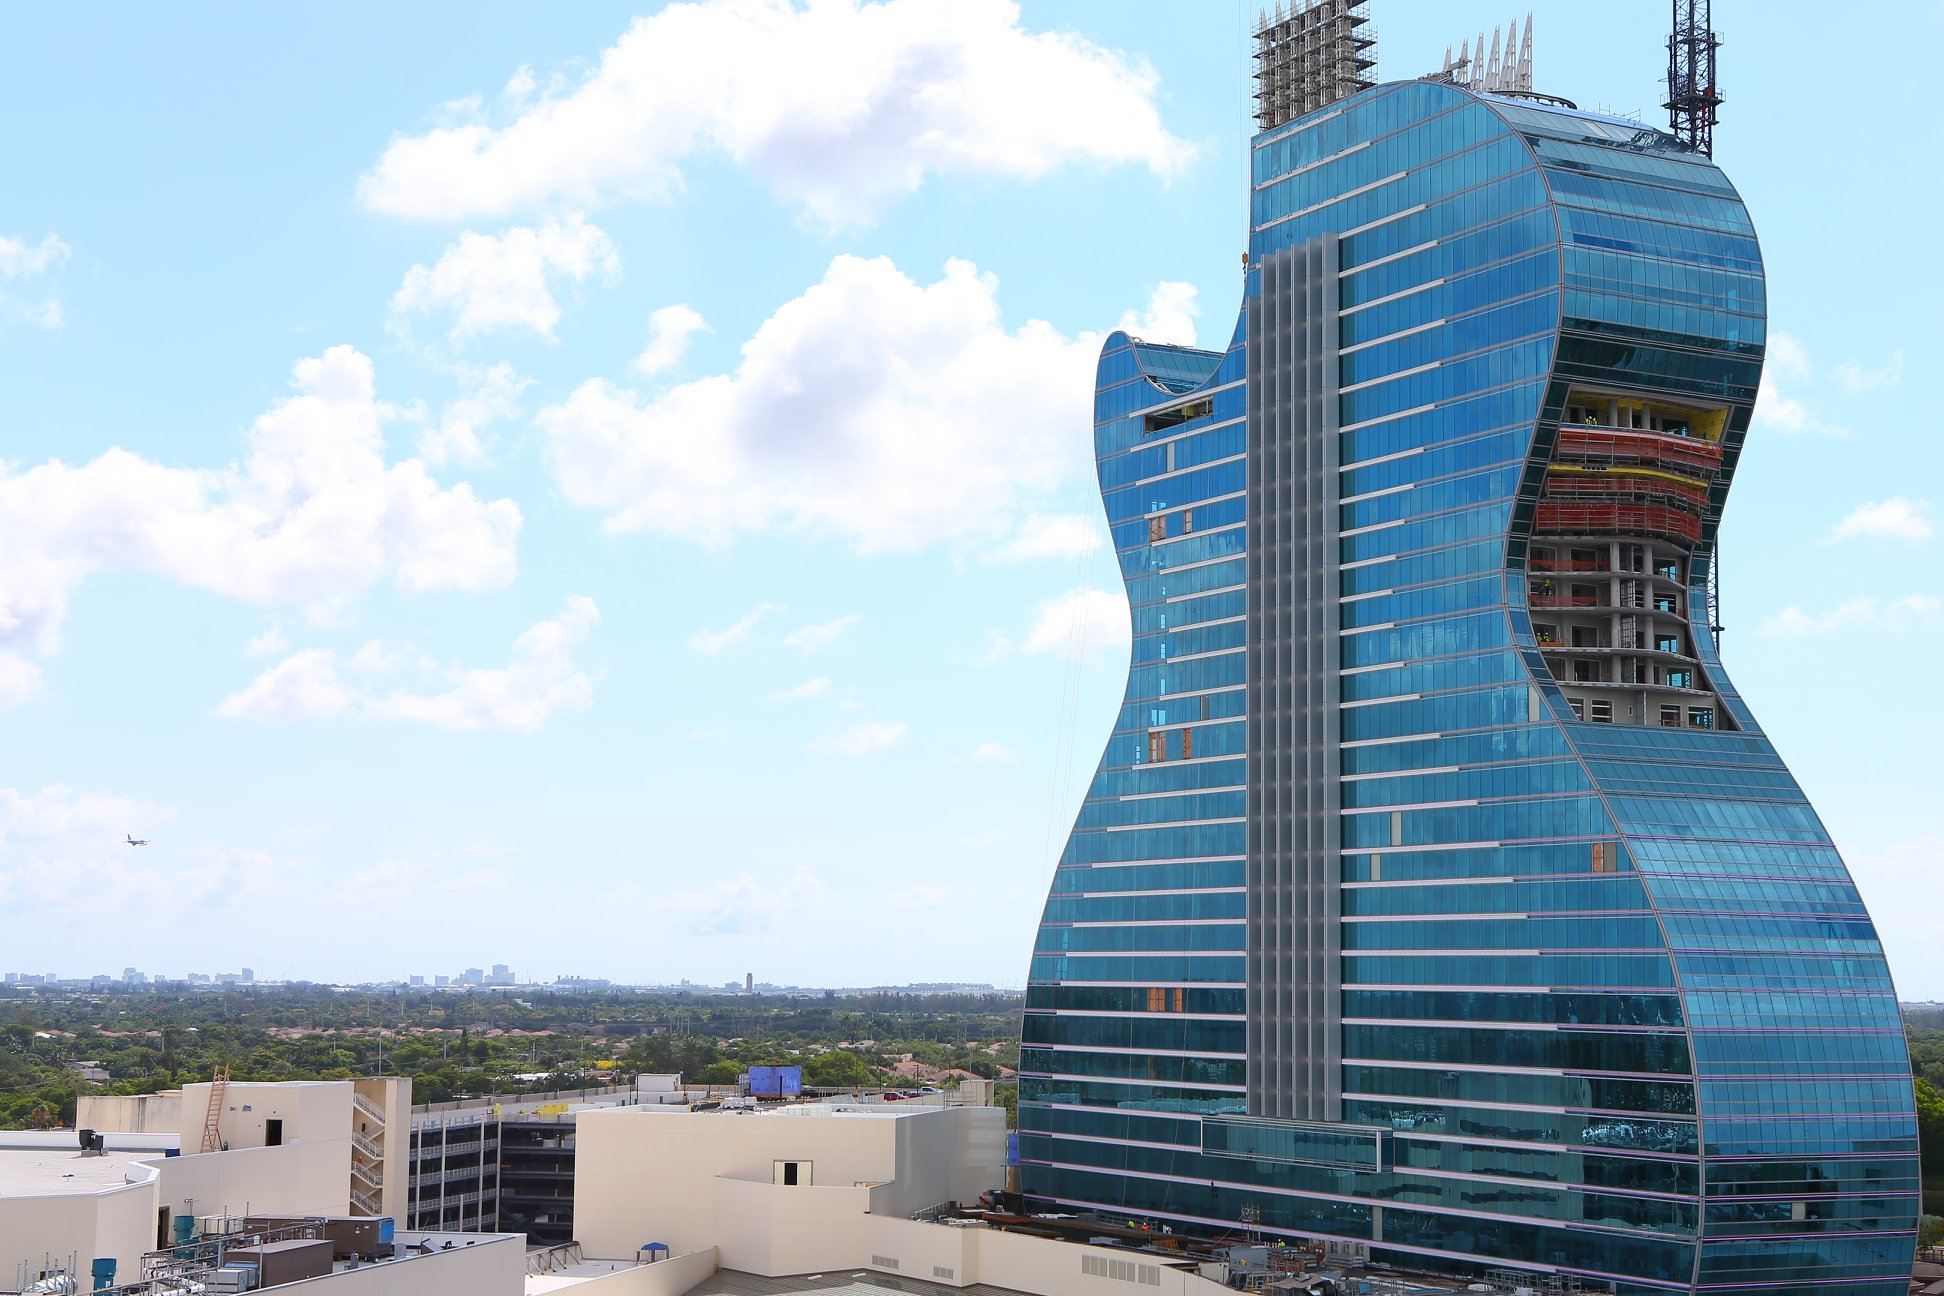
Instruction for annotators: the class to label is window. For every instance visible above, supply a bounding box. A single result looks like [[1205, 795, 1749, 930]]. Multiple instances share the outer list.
[[1181, 508, 1194, 535], [1179, 729, 1194, 760], [1568, 697, 1585, 719], [1656, 634, 1681, 654], [265, 1118, 284, 1148], [1148, 516, 1166, 543], [775, 1160, 813, 1187], [1591, 842, 1614, 872], [1144, 397, 1211, 433], [1534, 623, 1559, 646], [1664, 670, 1692, 689], [1687, 707, 1715, 729], [1589, 699, 1613, 723], [1659, 705, 1681, 727], [1147, 731, 1166, 763]]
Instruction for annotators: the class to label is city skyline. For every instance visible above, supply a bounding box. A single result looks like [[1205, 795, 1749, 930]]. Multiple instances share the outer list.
[[3, 1, 1939, 992]]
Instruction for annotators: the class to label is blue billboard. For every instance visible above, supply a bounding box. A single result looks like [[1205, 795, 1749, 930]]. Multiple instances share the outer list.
[[746, 1065, 803, 1098]]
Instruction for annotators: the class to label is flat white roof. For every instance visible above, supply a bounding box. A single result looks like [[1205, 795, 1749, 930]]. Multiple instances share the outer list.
[[0, 1149, 150, 1198]]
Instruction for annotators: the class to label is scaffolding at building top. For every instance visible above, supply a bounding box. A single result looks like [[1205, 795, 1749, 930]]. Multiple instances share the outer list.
[[1252, 0, 1377, 131]]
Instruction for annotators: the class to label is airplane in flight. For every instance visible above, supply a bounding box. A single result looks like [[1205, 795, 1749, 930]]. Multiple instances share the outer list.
[[126, 834, 149, 847]]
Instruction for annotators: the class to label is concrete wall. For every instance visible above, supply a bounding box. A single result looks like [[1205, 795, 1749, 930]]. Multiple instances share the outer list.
[[0, 1168, 159, 1289], [528, 1249, 718, 1296], [274, 1233, 524, 1296], [573, 1105, 1004, 1264], [711, 1177, 873, 1276], [178, 1081, 352, 1156], [77, 1091, 183, 1136], [153, 1141, 352, 1222], [882, 1105, 1004, 1218]]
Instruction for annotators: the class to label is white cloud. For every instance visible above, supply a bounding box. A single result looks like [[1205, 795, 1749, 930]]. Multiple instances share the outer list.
[[0, 346, 521, 692], [1834, 349, 1904, 393], [0, 785, 285, 930], [243, 626, 289, 658], [1827, 497, 1934, 543], [664, 865, 825, 935], [1116, 281, 1199, 346], [0, 652, 45, 711], [768, 676, 831, 702], [1018, 586, 1131, 663], [357, 0, 1193, 227], [540, 255, 1164, 551], [633, 304, 709, 377], [1755, 331, 1848, 438], [410, 363, 534, 467], [0, 231, 71, 330], [219, 597, 600, 733], [988, 513, 1105, 563], [783, 614, 860, 653], [1757, 594, 1942, 638], [886, 884, 949, 910], [1766, 332, 1810, 380], [808, 718, 908, 756], [969, 740, 1015, 763], [0, 233, 70, 279], [691, 602, 781, 655], [215, 649, 353, 721], [365, 596, 601, 732], [388, 216, 618, 343]]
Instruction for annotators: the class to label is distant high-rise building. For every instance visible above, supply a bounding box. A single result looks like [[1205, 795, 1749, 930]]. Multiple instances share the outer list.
[[745, 973, 755, 994], [1020, 14, 1917, 1293]]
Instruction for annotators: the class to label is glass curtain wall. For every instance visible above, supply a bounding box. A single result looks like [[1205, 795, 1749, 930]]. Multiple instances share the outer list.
[[1020, 79, 1917, 1296]]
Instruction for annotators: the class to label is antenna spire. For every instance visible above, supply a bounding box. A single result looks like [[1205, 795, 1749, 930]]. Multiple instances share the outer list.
[[1665, 0, 1723, 154]]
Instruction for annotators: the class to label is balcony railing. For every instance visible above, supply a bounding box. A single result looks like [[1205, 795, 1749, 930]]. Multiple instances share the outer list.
[[1535, 503, 1704, 545], [1555, 425, 1723, 474]]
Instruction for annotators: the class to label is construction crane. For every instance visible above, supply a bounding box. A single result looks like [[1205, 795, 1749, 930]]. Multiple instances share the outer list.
[[1665, 0, 1723, 155]]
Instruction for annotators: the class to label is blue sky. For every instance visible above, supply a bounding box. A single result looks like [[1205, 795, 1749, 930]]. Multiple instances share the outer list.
[[2, 1, 1939, 992]]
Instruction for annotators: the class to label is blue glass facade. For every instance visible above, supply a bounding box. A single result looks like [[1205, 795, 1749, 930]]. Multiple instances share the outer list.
[[1020, 80, 1917, 1296]]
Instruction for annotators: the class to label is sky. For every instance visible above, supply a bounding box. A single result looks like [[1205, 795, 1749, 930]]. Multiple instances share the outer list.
[[1, 1, 1940, 992]]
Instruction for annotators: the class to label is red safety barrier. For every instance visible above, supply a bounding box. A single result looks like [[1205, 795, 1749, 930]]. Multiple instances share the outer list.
[[1534, 502, 1703, 544]]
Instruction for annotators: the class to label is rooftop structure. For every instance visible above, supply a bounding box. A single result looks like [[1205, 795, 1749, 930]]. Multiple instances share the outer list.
[[1252, 1, 1377, 131]]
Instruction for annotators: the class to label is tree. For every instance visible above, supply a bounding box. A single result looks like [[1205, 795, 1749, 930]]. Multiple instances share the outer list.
[[804, 1050, 874, 1089], [697, 1061, 741, 1085]]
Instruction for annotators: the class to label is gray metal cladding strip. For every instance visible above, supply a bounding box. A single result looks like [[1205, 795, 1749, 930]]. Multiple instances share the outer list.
[[1245, 235, 1342, 1123]]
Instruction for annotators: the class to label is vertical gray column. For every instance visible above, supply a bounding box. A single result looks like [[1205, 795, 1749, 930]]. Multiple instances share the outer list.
[[1245, 236, 1342, 1123]]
